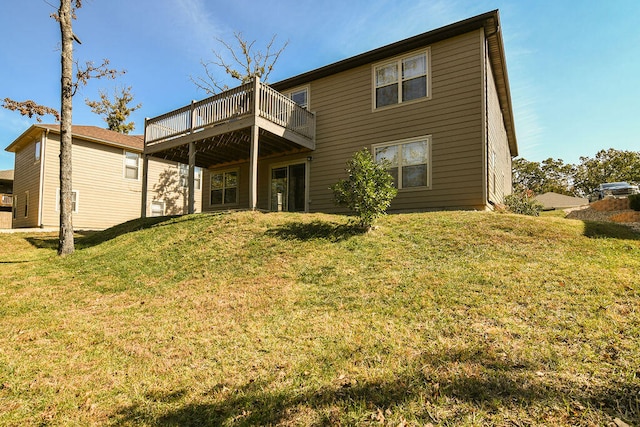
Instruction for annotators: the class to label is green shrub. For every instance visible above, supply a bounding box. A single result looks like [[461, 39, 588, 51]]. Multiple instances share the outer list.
[[503, 190, 543, 216], [629, 194, 640, 211], [331, 148, 397, 228]]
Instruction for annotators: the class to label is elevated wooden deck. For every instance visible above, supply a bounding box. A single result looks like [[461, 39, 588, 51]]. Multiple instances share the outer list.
[[141, 77, 316, 215], [144, 78, 315, 167]]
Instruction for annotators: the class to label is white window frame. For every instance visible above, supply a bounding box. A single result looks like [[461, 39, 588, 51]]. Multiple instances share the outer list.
[[179, 164, 202, 190], [35, 139, 41, 162], [209, 169, 239, 206], [372, 48, 431, 110], [123, 151, 140, 180], [285, 86, 310, 110], [150, 200, 166, 217], [55, 189, 79, 214], [372, 135, 432, 190]]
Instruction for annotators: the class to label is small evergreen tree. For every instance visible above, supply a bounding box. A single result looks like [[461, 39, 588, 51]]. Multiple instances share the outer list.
[[331, 148, 397, 229], [85, 86, 141, 134]]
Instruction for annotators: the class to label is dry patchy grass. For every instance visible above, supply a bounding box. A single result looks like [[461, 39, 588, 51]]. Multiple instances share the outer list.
[[0, 211, 639, 426]]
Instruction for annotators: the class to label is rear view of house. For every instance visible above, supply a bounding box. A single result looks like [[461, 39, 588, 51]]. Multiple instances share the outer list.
[[142, 10, 517, 215], [5, 125, 202, 229]]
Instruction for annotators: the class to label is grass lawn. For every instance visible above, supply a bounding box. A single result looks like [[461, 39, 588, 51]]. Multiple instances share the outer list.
[[0, 211, 639, 426]]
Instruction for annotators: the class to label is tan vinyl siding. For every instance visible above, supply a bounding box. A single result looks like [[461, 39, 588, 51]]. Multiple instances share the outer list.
[[144, 158, 202, 216], [486, 46, 512, 204], [41, 135, 142, 229], [306, 30, 485, 212], [12, 135, 42, 228]]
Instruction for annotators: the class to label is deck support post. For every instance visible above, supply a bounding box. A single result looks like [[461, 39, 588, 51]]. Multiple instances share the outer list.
[[188, 141, 196, 214], [248, 77, 260, 211], [141, 153, 149, 218], [249, 124, 259, 210]]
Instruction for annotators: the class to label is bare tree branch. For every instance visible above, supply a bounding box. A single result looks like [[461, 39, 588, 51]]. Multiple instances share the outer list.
[[72, 59, 124, 96], [191, 32, 288, 95]]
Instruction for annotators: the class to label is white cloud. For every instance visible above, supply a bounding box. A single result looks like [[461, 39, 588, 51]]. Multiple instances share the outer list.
[[171, 0, 224, 53]]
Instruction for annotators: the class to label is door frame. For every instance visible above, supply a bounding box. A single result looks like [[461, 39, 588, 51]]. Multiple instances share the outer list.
[[268, 159, 310, 213]]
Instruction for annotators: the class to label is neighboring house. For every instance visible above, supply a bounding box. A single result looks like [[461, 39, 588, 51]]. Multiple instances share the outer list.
[[5, 124, 202, 229], [534, 192, 588, 210], [0, 169, 13, 228], [142, 10, 517, 215]]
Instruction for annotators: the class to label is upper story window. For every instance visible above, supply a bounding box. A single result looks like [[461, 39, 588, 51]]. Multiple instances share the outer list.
[[179, 164, 202, 190], [124, 151, 139, 180], [35, 140, 41, 162], [287, 87, 309, 109], [374, 49, 430, 109], [374, 136, 431, 189]]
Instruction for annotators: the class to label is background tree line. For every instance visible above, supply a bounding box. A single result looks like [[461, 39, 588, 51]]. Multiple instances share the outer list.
[[513, 148, 640, 197]]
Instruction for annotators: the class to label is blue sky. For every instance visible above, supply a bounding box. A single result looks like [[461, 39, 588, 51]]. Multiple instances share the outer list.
[[1, 0, 639, 171]]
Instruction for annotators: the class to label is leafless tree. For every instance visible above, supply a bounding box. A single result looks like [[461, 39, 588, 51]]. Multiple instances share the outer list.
[[2, 0, 122, 255], [191, 32, 288, 95]]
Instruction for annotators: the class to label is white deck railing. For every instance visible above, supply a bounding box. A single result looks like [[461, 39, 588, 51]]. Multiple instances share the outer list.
[[0, 193, 12, 207], [145, 78, 315, 147]]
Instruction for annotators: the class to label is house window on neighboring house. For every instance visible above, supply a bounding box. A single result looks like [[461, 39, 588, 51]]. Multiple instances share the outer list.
[[210, 170, 238, 205], [374, 50, 429, 109], [179, 164, 202, 190], [373, 136, 431, 189], [150, 200, 165, 217], [124, 151, 140, 180], [56, 189, 79, 213], [35, 139, 41, 162], [24, 191, 29, 218]]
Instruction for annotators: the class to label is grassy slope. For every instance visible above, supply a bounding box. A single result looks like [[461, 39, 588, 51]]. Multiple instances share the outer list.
[[0, 211, 639, 426]]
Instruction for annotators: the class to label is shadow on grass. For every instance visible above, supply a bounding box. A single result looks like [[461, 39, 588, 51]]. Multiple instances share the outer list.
[[266, 220, 367, 242], [110, 344, 639, 426], [25, 216, 183, 250], [582, 220, 640, 240]]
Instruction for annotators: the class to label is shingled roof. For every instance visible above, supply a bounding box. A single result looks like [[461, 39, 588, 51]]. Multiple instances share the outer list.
[[5, 124, 143, 153]]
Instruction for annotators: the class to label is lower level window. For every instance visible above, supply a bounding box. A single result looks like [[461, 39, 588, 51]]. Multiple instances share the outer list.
[[150, 200, 165, 217], [55, 189, 79, 213], [374, 136, 430, 189], [210, 170, 238, 205]]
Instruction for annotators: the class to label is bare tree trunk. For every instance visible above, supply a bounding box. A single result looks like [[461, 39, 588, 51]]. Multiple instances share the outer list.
[[58, 0, 74, 255]]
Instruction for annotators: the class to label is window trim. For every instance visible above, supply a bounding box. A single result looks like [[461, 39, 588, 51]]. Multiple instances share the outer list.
[[123, 150, 140, 180], [372, 135, 432, 191], [150, 200, 166, 217], [284, 85, 310, 110], [372, 48, 431, 111], [24, 191, 29, 218], [34, 139, 41, 162], [55, 188, 79, 214], [179, 163, 202, 190], [268, 159, 310, 213], [209, 168, 239, 206]]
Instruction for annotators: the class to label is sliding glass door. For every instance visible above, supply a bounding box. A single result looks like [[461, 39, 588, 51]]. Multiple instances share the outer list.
[[270, 162, 306, 212]]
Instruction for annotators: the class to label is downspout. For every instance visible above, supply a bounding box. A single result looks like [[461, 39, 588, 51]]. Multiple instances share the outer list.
[[38, 129, 48, 227]]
